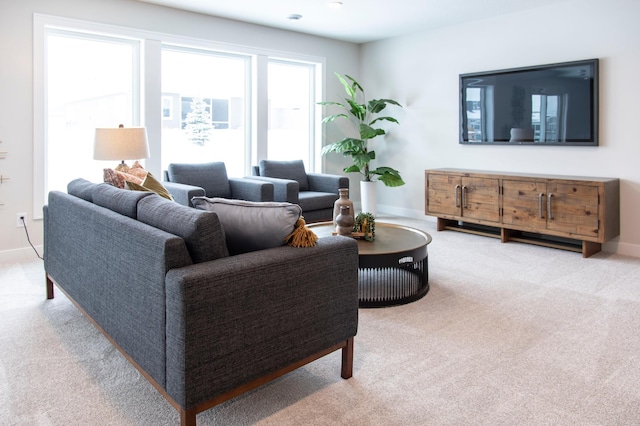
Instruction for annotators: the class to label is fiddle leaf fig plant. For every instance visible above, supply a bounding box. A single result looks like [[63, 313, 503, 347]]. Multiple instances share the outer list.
[[319, 73, 405, 187]]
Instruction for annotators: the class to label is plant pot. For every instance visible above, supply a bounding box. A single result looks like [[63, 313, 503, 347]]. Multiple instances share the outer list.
[[360, 180, 377, 217]]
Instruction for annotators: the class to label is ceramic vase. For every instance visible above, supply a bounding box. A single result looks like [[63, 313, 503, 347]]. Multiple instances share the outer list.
[[335, 205, 355, 236], [333, 188, 354, 226]]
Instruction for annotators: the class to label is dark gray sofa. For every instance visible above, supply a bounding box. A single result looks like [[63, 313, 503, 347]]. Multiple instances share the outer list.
[[43, 179, 359, 425]]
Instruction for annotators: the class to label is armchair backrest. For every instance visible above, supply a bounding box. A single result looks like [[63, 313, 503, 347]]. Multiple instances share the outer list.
[[167, 162, 232, 198], [258, 160, 310, 191]]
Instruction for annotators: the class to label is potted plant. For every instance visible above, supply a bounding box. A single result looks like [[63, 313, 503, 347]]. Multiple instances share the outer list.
[[319, 73, 404, 215]]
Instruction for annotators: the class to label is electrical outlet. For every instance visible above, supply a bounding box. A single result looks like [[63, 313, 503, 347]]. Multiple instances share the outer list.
[[17, 212, 27, 227]]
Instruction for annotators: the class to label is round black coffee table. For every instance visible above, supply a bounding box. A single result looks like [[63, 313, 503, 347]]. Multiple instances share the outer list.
[[307, 222, 432, 308]]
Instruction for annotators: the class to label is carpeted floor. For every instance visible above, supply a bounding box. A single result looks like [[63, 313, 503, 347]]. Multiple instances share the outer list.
[[2, 216, 640, 425]]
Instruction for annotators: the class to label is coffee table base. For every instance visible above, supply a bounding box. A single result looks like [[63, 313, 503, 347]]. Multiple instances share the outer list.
[[358, 256, 429, 308]]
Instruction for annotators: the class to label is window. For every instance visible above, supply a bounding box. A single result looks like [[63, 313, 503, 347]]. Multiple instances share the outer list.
[[161, 47, 249, 177], [34, 16, 324, 217], [267, 60, 316, 168], [44, 29, 140, 194], [161, 96, 173, 120]]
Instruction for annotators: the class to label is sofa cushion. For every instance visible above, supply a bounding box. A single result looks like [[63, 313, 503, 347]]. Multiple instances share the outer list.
[[92, 183, 154, 219], [67, 178, 98, 202], [259, 160, 309, 192], [137, 195, 229, 263], [167, 162, 232, 199], [191, 197, 302, 255]]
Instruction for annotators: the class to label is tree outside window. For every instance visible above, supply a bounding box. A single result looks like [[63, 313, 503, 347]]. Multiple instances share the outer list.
[[184, 97, 212, 146]]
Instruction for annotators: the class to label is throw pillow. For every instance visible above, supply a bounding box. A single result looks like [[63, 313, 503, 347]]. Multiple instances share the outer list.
[[104, 168, 144, 189], [125, 172, 173, 200], [191, 197, 302, 255], [128, 161, 148, 180]]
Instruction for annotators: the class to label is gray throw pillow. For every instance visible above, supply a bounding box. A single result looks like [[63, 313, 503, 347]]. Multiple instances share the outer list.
[[191, 197, 302, 255]]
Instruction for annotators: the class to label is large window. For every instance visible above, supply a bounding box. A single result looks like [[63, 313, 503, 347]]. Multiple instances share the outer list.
[[35, 16, 323, 216], [267, 60, 316, 168], [44, 30, 140, 194], [161, 47, 249, 177]]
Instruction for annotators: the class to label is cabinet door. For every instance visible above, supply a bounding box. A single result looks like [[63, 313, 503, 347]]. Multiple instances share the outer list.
[[461, 177, 500, 223], [547, 182, 599, 238], [426, 173, 461, 217], [502, 179, 548, 229]]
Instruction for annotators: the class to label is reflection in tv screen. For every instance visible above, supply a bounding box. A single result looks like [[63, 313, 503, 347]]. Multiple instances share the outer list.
[[460, 59, 598, 146]]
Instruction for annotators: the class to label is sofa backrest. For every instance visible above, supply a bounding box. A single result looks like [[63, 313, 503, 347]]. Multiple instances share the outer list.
[[137, 195, 229, 263], [67, 178, 229, 264]]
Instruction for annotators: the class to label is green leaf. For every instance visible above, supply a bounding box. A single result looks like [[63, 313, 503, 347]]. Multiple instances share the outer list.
[[317, 101, 346, 108], [321, 113, 349, 124], [370, 167, 405, 187], [346, 99, 366, 121], [370, 116, 399, 126], [343, 74, 364, 94], [368, 99, 402, 114], [336, 73, 356, 99], [343, 164, 362, 174], [359, 124, 385, 140]]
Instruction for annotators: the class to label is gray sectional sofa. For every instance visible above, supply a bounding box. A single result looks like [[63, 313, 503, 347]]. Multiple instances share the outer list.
[[43, 178, 359, 425]]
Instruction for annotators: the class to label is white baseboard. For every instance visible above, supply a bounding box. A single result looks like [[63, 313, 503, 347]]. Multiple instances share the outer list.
[[0, 246, 44, 264]]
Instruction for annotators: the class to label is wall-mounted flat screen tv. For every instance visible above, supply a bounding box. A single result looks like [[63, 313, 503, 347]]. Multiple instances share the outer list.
[[460, 58, 598, 145]]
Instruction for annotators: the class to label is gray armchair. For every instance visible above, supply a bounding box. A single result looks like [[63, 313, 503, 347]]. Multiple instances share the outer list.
[[163, 162, 274, 207], [251, 159, 349, 223]]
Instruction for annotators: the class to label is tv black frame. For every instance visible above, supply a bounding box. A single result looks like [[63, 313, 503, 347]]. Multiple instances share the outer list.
[[459, 58, 599, 146]]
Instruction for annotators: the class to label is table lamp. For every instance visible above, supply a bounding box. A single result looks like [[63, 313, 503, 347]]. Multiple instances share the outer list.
[[93, 124, 150, 172]]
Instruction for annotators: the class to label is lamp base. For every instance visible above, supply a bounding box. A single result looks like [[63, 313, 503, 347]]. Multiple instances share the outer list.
[[114, 161, 130, 173]]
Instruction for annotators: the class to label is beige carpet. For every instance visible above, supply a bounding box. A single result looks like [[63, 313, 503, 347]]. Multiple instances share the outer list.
[[2, 216, 640, 425]]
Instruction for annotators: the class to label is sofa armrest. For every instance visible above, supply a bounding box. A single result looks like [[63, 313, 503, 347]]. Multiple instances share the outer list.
[[307, 173, 350, 194], [164, 236, 359, 409], [244, 176, 299, 203], [162, 181, 206, 207], [229, 178, 274, 202]]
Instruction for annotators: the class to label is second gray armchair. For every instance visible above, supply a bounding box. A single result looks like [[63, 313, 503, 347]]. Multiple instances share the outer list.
[[163, 162, 274, 207], [251, 159, 349, 223]]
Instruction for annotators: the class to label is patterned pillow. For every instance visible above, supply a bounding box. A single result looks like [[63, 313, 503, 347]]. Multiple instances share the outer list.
[[125, 172, 173, 200], [104, 168, 144, 189]]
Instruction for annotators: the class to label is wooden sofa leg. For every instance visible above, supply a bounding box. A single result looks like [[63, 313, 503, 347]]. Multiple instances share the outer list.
[[180, 408, 196, 426], [46, 275, 54, 299], [341, 337, 354, 379]]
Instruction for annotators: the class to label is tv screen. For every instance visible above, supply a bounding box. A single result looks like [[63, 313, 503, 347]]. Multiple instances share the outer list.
[[460, 59, 598, 145]]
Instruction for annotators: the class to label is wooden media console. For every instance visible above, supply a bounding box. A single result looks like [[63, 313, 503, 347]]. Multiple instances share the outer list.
[[425, 169, 620, 257]]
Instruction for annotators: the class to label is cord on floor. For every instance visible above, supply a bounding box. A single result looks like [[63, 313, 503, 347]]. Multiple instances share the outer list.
[[21, 217, 43, 261]]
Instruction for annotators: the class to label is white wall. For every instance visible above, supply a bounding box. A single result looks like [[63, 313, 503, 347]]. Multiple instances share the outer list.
[[0, 0, 359, 260], [359, 0, 640, 256]]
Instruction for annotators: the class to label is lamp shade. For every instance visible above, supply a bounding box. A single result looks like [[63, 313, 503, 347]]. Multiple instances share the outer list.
[[93, 127, 150, 161]]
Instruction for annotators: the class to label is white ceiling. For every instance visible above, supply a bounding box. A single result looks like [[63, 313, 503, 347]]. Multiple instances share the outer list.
[[135, 0, 569, 44]]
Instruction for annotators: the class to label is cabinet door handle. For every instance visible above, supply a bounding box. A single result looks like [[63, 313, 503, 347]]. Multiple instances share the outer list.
[[462, 186, 468, 209], [455, 184, 461, 208], [538, 193, 545, 218], [547, 193, 554, 220]]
